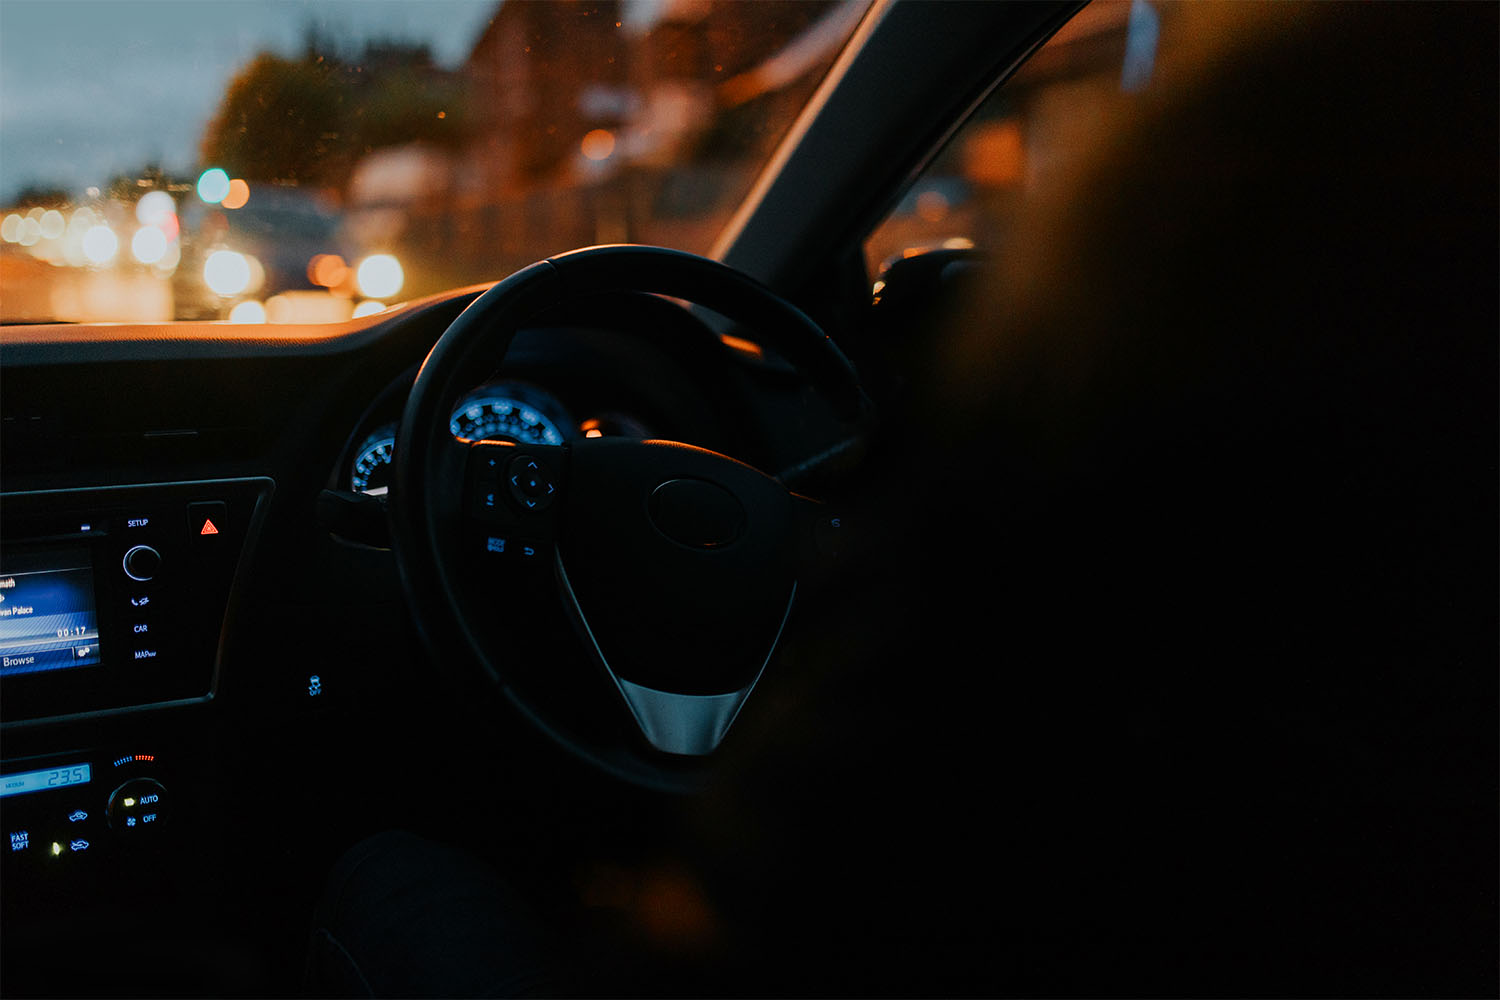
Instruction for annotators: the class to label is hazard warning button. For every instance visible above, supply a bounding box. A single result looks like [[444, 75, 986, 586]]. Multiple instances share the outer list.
[[187, 501, 228, 540]]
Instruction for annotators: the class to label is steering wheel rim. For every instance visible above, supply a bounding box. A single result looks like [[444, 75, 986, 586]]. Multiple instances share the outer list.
[[390, 245, 871, 787]]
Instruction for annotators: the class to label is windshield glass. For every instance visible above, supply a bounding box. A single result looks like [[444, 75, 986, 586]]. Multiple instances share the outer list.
[[0, 0, 867, 324]]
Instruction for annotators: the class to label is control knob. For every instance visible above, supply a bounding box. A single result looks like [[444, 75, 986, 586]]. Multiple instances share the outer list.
[[122, 545, 161, 581], [107, 778, 167, 833]]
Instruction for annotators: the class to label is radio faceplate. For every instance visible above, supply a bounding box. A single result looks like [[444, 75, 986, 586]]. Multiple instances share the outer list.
[[0, 478, 273, 724]]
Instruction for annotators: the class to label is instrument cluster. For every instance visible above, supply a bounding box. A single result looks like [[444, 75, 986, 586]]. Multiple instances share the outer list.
[[346, 379, 651, 495]]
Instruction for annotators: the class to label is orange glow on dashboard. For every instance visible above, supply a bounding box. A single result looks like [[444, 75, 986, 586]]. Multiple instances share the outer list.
[[719, 334, 764, 359]]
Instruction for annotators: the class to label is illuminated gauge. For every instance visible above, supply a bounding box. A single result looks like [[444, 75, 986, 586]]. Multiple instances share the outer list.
[[449, 383, 572, 445], [349, 385, 572, 494], [350, 425, 397, 495]]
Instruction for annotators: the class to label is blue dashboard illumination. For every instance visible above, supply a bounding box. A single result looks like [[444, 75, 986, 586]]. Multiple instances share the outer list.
[[0, 763, 91, 798], [0, 550, 103, 677], [351, 382, 574, 494]]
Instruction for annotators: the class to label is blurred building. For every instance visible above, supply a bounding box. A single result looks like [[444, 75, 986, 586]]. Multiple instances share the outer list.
[[343, 0, 855, 294]]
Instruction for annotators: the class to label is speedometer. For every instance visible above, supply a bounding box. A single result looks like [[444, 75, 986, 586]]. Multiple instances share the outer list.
[[348, 382, 573, 494], [449, 390, 569, 445]]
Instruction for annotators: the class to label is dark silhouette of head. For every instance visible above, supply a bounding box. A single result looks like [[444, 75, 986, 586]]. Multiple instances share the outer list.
[[712, 5, 1497, 993]]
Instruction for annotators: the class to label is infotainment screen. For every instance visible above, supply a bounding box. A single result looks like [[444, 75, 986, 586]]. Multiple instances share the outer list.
[[0, 548, 102, 677]]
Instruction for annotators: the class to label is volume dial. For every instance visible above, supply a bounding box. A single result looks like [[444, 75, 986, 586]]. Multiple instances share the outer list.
[[122, 545, 162, 581]]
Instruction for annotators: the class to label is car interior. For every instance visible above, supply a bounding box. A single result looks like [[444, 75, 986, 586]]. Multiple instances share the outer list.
[[1, 1, 1495, 995]]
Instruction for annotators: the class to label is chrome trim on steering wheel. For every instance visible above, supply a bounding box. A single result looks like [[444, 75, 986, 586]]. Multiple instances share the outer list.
[[556, 551, 796, 756]]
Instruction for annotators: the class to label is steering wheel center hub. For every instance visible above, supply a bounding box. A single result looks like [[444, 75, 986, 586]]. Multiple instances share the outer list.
[[648, 478, 745, 549]]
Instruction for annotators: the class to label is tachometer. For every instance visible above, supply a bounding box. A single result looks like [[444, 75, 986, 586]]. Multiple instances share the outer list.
[[350, 426, 397, 495], [348, 382, 573, 493]]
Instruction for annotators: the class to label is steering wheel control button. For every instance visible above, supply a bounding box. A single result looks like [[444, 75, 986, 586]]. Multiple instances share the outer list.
[[106, 778, 166, 833], [508, 455, 556, 512], [187, 500, 228, 539], [121, 545, 162, 581], [481, 534, 546, 562], [648, 479, 746, 549]]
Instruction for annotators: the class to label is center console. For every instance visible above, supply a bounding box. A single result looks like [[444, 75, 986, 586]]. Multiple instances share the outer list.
[[1, 478, 271, 882], [0, 477, 272, 725]]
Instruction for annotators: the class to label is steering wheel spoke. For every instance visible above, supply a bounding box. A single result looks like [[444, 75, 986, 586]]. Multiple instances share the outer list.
[[463, 440, 566, 568]]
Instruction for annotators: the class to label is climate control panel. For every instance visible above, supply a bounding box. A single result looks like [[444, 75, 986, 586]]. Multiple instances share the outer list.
[[2, 750, 171, 872]]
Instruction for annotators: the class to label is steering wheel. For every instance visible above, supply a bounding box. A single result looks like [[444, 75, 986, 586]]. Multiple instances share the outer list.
[[389, 246, 871, 786]]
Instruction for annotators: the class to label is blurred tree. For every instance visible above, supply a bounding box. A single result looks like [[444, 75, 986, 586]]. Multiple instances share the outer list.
[[199, 41, 470, 191], [10, 185, 71, 209], [104, 163, 192, 202]]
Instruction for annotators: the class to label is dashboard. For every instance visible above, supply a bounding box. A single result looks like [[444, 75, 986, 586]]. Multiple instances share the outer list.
[[0, 281, 840, 993]]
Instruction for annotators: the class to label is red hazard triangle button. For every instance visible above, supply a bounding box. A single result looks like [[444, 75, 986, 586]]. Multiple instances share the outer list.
[[187, 501, 228, 540]]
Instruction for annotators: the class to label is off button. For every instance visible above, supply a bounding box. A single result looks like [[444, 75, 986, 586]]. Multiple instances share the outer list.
[[107, 778, 167, 834], [187, 501, 228, 539]]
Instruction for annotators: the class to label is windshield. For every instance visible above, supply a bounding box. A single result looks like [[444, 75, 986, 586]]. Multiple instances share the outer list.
[[0, 0, 868, 324]]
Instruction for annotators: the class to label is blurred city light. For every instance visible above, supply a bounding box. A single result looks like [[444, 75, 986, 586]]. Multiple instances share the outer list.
[[228, 300, 267, 323], [581, 128, 617, 162], [221, 179, 250, 210], [39, 210, 66, 240], [1, 215, 20, 242], [308, 253, 350, 288], [81, 225, 118, 264], [154, 239, 182, 273], [267, 291, 354, 324], [352, 299, 386, 318], [914, 189, 949, 222], [197, 168, 231, 204], [131, 226, 169, 264], [204, 249, 252, 295], [355, 254, 403, 298], [136, 190, 176, 225]]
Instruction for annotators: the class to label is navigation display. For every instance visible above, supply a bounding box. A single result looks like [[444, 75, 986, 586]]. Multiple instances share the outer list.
[[0, 548, 102, 677]]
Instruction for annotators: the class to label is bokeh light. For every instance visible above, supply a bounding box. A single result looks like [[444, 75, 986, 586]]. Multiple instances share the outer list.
[[131, 226, 169, 264], [581, 128, 616, 162], [81, 225, 118, 264], [355, 254, 403, 299], [1, 215, 21, 242], [204, 249, 252, 296], [154, 239, 182, 273], [221, 178, 250, 210], [351, 300, 386, 318], [136, 190, 176, 225], [197, 168, 231, 204], [228, 300, 267, 323], [308, 253, 349, 288], [38, 210, 65, 240]]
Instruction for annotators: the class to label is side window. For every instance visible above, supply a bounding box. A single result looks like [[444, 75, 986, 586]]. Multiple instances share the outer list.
[[863, 0, 1163, 278]]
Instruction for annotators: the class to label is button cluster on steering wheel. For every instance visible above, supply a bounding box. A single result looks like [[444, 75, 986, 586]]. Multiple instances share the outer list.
[[507, 455, 556, 512], [467, 441, 564, 566]]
